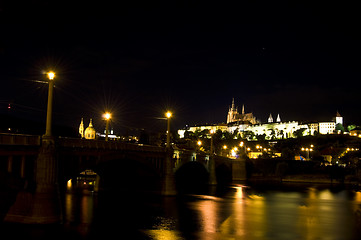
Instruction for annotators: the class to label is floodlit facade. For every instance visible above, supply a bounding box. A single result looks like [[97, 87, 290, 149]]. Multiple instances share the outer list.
[[178, 124, 228, 138], [319, 122, 336, 134], [178, 99, 343, 140], [84, 119, 96, 139]]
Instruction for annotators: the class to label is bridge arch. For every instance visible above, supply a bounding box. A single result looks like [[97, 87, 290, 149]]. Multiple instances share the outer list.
[[175, 161, 209, 191], [93, 152, 164, 192]]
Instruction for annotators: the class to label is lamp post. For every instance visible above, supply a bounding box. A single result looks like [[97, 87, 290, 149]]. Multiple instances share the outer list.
[[165, 111, 172, 149], [162, 111, 176, 195], [103, 112, 111, 141], [209, 129, 217, 185], [44, 71, 55, 137], [210, 129, 214, 155]]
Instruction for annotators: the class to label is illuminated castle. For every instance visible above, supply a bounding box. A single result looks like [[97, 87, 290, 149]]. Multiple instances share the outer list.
[[178, 99, 344, 140], [227, 98, 258, 124]]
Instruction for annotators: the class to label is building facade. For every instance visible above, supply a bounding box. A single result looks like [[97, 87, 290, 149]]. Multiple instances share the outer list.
[[178, 99, 343, 140]]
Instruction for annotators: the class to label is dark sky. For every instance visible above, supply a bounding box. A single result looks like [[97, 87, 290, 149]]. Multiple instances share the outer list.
[[1, 1, 360, 134]]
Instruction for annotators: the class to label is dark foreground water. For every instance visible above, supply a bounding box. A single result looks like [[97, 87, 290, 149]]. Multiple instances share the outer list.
[[2, 183, 361, 240]]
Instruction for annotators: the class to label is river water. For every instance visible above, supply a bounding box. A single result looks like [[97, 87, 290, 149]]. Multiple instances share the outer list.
[[3, 182, 361, 240]]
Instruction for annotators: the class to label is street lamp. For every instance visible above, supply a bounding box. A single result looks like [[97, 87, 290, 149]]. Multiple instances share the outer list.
[[301, 145, 313, 160], [44, 71, 55, 137], [165, 111, 172, 149], [210, 129, 214, 155], [103, 112, 111, 141]]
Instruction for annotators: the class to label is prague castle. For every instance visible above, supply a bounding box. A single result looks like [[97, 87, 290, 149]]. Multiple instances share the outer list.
[[178, 99, 343, 140]]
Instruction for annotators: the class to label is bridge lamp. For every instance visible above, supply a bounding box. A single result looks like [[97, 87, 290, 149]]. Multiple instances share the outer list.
[[103, 112, 111, 141], [166, 111, 172, 119], [165, 111, 172, 149], [44, 71, 55, 137], [47, 71, 55, 80]]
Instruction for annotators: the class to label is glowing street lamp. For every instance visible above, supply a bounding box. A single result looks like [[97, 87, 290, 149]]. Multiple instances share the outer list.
[[44, 71, 55, 137], [301, 145, 313, 160], [103, 112, 111, 141], [165, 111, 172, 149]]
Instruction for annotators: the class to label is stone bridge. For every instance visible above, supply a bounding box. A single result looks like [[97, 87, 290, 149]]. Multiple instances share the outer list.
[[0, 133, 246, 224]]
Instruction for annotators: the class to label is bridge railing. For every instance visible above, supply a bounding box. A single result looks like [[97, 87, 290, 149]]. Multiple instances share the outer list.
[[58, 137, 165, 152], [0, 133, 41, 146]]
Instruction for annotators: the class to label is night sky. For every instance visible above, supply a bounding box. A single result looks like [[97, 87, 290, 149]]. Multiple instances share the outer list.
[[1, 1, 360, 135]]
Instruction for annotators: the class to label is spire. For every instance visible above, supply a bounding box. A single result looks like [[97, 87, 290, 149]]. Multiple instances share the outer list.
[[231, 98, 235, 110], [242, 104, 245, 114], [276, 113, 281, 122], [268, 113, 273, 123], [89, 118, 93, 127], [79, 118, 84, 138]]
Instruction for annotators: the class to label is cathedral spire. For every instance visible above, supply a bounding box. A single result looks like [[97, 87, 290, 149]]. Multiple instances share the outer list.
[[268, 113, 273, 123], [242, 104, 245, 114], [276, 113, 281, 122], [79, 118, 84, 138]]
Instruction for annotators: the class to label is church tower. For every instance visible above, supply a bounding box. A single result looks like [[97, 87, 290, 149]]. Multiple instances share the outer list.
[[268, 113, 273, 123], [79, 118, 84, 138], [227, 98, 238, 123], [85, 119, 96, 139], [336, 111, 343, 125]]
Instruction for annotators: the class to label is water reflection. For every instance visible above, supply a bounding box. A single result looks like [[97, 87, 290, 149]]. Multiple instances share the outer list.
[[5, 184, 361, 240]]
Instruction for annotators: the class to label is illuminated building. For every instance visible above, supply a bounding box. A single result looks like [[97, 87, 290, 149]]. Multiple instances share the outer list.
[[178, 124, 228, 139], [79, 118, 85, 138], [97, 128, 120, 140], [227, 98, 258, 124], [350, 128, 361, 138], [84, 119, 96, 139], [178, 99, 344, 140], [319, 122, 336, 134], [336, 111, 343, 125]]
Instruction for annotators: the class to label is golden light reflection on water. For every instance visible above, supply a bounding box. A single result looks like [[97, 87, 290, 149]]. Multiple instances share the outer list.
[[62, 184, 361, 240], [144, 230, 185, 240], [65, 179, 95, 225], [198, 199, 218, 233], [354, 191, 361, 202]]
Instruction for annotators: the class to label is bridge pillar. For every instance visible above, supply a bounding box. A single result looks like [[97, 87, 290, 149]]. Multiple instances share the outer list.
[[231, 158, 247, 181], [208, 154, 217, 185], [5, 136, 62, 224], [161, 149, 177, 196]]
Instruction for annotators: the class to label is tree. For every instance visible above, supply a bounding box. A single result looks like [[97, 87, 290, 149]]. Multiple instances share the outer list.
[[347, 125, 357, 132], [256, 134, 266, 141], [293, 128, 307, 138], [335, 123, 344, 133]]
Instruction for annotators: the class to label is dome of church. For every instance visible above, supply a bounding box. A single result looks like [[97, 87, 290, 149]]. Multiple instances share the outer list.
[[84, 119, 96, 139]]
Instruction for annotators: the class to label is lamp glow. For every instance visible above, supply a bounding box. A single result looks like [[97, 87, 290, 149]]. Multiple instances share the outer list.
[[47, 71, 55, 80], [103, 112, 111, 120], [166, 111, 172, 119]]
